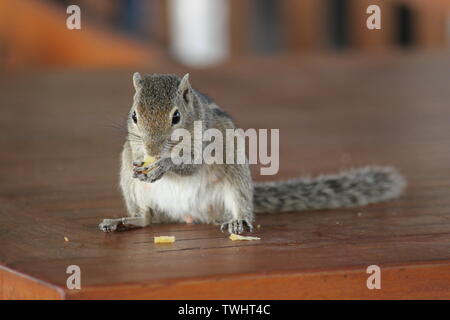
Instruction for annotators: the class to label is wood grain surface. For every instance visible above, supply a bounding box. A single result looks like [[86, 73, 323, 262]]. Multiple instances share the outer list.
[[0, 53, 449, 299]]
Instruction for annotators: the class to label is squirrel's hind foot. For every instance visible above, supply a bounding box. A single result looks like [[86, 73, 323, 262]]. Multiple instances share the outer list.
[[99, 218, 121, 232], [221, 219, 253, 234], [99, 216, 150, 232]]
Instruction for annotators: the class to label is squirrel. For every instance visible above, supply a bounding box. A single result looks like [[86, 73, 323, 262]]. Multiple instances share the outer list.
[[99, 73, 406, 234]]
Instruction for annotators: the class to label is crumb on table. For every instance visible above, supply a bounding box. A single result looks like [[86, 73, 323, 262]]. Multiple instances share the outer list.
[[154, 236, 176, 244], [229, 234, 261, 241]]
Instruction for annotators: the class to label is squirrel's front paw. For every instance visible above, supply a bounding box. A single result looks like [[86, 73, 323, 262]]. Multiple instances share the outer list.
[[221, 219, 253, 234], [99, 219, 120, 232], [133, 158, 171, 183]]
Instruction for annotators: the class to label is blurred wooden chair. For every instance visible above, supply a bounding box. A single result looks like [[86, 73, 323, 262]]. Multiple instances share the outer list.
[[0, 0, 160, 71], [228, 0, 450, 54]]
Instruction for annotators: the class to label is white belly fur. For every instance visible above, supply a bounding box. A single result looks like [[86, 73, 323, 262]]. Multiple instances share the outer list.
[[132, 167, 230, 224]]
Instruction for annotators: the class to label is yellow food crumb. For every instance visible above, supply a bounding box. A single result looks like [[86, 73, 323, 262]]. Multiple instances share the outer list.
[[64, 236, 69, 242], [154, 236, 176, 244], [142, 155, 156, 174], [143, 155, 156, 167], [229, 234, 261, 241]]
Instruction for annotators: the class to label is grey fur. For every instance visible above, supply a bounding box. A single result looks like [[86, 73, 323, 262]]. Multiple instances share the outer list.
[[254, 166, 406, 213], [99, 73, 406, 234]]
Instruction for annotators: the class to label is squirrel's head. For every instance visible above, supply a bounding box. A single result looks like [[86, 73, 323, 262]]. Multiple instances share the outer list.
[[127, 72, 196, 158]]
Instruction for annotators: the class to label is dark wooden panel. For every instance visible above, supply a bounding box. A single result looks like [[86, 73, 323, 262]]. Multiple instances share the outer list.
[[1, 53, 450, 299]]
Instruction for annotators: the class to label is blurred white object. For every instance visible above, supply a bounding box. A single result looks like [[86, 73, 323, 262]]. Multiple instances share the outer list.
[[169, 0, 230, 68]]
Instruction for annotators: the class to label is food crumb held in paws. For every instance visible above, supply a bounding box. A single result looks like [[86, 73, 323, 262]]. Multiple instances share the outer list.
[[64, 236, 69, 242], [154, 236, 175, 244], [229, 234, 261, 241], [142, 155, 156, 172]]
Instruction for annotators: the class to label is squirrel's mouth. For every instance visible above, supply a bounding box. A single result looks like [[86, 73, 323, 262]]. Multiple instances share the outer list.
[[143, 147, 161, 160], [144, 151, 161, 161]]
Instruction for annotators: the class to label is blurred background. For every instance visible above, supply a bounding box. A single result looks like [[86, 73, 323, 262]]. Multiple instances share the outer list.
[[1, 0, 449, 71]]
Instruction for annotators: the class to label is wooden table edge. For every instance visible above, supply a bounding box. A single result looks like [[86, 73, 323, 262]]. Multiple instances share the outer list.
[[0, 265, 65, 300], [3, 260, 449, 299]]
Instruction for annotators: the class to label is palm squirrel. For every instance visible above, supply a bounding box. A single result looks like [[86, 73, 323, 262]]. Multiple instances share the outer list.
[[99, 73, 405, 234]]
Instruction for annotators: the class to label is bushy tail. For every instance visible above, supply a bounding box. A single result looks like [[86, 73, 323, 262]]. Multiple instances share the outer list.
[[253, 166, 406, 213]]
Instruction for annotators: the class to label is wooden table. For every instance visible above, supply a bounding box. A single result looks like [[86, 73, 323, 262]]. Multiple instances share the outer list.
[[1, 53, 449, 299]]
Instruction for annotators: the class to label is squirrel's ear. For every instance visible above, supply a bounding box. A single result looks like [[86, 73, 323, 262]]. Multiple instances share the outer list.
[[133, 72, 143, 90], [178, 73, 192, 104]]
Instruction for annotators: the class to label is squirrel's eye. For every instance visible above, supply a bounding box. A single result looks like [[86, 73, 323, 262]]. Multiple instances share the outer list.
[[172, 110, 181, 125], [132, 111, 137, 124]]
